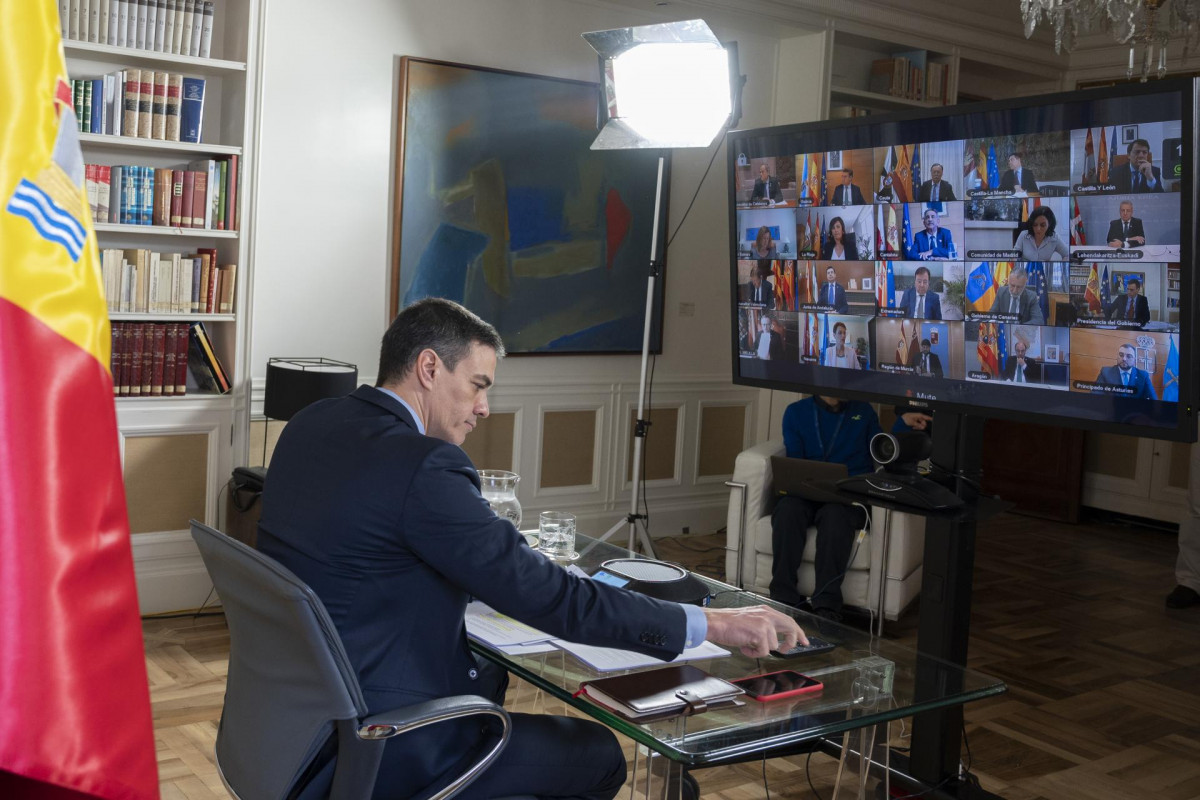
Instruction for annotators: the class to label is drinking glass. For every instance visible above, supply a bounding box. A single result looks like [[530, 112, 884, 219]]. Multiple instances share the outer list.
[[537, 511, 578, 561]]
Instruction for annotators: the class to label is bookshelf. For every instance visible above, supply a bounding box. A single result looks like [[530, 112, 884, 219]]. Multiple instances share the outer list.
[[826, 31, 958, 118], [62, 0, 263, 611]]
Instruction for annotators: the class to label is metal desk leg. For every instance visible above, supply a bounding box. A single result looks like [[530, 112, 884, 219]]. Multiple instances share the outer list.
[[874, 507, 893, 638]]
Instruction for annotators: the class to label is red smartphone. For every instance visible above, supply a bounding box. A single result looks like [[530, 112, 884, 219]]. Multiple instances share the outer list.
[[731, 670, 823, 702]]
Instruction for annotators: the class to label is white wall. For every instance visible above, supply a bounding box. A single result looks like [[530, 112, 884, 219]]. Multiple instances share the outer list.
[[248, 0, 794, 534]]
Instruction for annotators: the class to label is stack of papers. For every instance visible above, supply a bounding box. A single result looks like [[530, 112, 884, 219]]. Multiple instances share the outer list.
[[555, 639, 730, 672]]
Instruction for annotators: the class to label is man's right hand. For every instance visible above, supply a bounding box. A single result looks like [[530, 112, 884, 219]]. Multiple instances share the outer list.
[[703, 605, 806, 658]]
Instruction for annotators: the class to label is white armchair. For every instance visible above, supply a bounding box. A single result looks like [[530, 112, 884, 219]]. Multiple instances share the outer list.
[[725, 441, 925, 627]]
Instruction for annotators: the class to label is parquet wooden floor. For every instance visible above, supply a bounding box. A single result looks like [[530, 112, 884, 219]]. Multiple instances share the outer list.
[[146, 512, 1200, 799]]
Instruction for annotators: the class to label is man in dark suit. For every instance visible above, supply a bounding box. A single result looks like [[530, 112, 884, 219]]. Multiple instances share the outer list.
[[819, 265, 849, 312], [1107, 277, 1151, 326], [740, 269, 775, 307], [257, 298, 802, 800], [831, 168, 865, 205], [999, 153, 1039, 194], [1003, 339, 1043, 384], [1095, 343, 1157, 399], [898, 266, 942, 319], [755, 314, 784, 360], [1111, 139, 1165, 193], [910, 208, 955, 260], [917, 163, 956, 202], [909, 338, 943, 377], [1107, 200, 1147, 248], [989, 266, 1045, 325], [751, 162, 783, 203]]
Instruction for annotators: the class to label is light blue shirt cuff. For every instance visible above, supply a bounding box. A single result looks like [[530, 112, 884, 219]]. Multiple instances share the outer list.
[[682, 604, 707, 649]]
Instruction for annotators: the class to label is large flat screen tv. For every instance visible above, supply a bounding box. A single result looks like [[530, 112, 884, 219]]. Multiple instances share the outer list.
[[728, 79, 1196, 441]]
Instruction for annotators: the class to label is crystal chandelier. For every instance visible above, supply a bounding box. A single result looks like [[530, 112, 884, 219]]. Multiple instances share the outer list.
[[1021, 0, 1200, 80]]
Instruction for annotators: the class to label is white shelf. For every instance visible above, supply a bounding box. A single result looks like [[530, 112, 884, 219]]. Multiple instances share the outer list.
[[830, 85, 943, 111], [79, 133, 242, 156], [63, 40, 246, 73], [95, 222, 239, 238], [110, 313, 236, 322], [114, 392, 234, 408]]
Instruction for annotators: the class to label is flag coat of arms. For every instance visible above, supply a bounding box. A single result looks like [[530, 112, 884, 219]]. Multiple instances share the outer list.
[[0, 3, 158, 799]]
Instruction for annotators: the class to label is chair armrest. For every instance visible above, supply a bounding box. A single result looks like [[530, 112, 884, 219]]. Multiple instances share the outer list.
[[725, 440, 785, 588], [348, 696, 510, 800]]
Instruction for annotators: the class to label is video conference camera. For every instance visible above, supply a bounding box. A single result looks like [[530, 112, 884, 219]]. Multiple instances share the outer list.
[[869, 432, 932, 474]]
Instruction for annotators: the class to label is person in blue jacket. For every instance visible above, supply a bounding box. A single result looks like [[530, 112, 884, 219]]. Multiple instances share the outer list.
[[771, 397, 930, 621]]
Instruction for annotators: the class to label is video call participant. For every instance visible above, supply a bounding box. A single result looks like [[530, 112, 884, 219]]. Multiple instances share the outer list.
[[909, 338, 943, 377], [1107, 277, 1150, 326], [820, 265, 849, 312], [989, 266, 1045, 325], [1094, 342, 1157, 399], [770, 395, 882, 622], [257, 298, 804, 800], [1003, 339, 1042, 384], [756, 314, 783, 360], [1112, 139, 1164, 194], [832, 168, 865, 205], [751, 163, 784, 203], [824, 322, 860, 369], [910, 208, 956, 260], [1107, 200, 1146, 248], [1014, 206, 1069, 261], [826, 217, 858, 261], [898, 266, 942, 319], [999, 152, 1039, 194], [741, 267, 775, 307], [753, 225, 779, 259], [917, 163, 956, 202]]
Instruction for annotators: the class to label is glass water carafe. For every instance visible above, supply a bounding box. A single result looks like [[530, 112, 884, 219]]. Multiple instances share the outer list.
[[477, 469, 522, 529]]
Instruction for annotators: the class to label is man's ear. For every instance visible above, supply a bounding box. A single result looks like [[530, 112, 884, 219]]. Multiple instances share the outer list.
[[414, 349, 439, 389]]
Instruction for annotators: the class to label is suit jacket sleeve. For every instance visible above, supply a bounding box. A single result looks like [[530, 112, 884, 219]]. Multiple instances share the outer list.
[[1137, 295, 1151, 325], [405, 446, 688, 658]]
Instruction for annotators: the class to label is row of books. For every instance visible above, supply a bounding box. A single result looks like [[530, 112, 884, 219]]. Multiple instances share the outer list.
[[829, 105, 873, 119], [110, 321, 230, 397], [101, 246, 236, 314], [867, 57, 950, 105], [72, 70, 204, 143], [60, 0, 215, 58], [85, 157, 238, 229]]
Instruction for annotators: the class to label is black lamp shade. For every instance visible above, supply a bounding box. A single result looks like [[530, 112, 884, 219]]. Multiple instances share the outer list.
[[264, 357, 358, 421]]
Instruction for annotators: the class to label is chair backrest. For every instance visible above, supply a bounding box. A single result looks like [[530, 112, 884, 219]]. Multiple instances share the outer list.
[[191, 520, 368, 800]]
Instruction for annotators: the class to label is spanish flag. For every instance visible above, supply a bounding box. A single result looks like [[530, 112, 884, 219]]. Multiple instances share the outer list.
[[0, 4, 158, 799], [1084, 262, 1103, 313]]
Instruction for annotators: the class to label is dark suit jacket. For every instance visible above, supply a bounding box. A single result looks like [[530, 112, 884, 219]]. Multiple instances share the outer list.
[[999, 168, 1039, 193], [1106, 217, 1147, 246], [908, 350, 944, 378], [898, 288, 942, 320], [740, 280, 775, 307], [917, 180, 956, 202], [1003, 358, 1043, 384], [1095, 366, 1157, 399], [830, 183, 865, 205], [752, 177, 783, 202], [816, 282, 849, 313], [989, 288, 1044, 325], [1111, 164, 1164, 193], [909, 228, 954, 259], [823, 236, 859, 262], [1107, 293, 1151, 325], [257, 386, 687, 796]]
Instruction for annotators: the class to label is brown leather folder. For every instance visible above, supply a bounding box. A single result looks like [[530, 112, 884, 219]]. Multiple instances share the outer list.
[[578, 664, 744, 722]]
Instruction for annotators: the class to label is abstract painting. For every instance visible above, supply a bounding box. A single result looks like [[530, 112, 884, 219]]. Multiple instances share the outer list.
[[391, 57, 669, 354]]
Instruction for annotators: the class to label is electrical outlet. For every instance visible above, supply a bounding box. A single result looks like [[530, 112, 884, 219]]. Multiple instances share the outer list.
[[678, 302, 695, 317], [682, 526, 690, 534]]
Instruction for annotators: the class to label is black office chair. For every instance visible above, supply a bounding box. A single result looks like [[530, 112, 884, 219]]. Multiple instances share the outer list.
[[190, 520, 514, 800]]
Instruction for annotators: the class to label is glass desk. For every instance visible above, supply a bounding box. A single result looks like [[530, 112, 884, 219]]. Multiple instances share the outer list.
[[471, 533, 1006, 797]]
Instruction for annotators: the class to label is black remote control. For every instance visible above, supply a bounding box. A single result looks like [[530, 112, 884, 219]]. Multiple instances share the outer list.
[[770, 636, 837, 658]]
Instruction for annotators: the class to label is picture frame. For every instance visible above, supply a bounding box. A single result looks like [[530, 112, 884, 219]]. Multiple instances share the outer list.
[[1121, 124, 1139, 145], [861, 277, 873, 291], [826, 150, 843, 171], [1044, 344, 1060, 363], [391, 57, 670, 354]]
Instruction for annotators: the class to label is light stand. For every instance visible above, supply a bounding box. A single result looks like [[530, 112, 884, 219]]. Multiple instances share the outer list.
[[581, 19, 734, 556]]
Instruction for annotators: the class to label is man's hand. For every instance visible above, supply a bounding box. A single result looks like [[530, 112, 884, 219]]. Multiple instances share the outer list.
[[1130, 235, 1145, 246], [900, 411, 932, 430], [703, 605, 807, 658]]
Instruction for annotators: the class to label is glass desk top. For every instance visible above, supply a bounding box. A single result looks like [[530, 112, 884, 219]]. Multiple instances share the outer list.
[[470, 533, 1006, 767]]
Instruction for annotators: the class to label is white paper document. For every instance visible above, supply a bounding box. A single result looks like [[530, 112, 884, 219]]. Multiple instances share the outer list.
[[465, 602, 554, 647], [555, 639, 731, 672]]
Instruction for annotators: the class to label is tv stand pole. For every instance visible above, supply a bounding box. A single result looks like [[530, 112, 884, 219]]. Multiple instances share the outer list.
[[907, 411, 1003, 800]]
